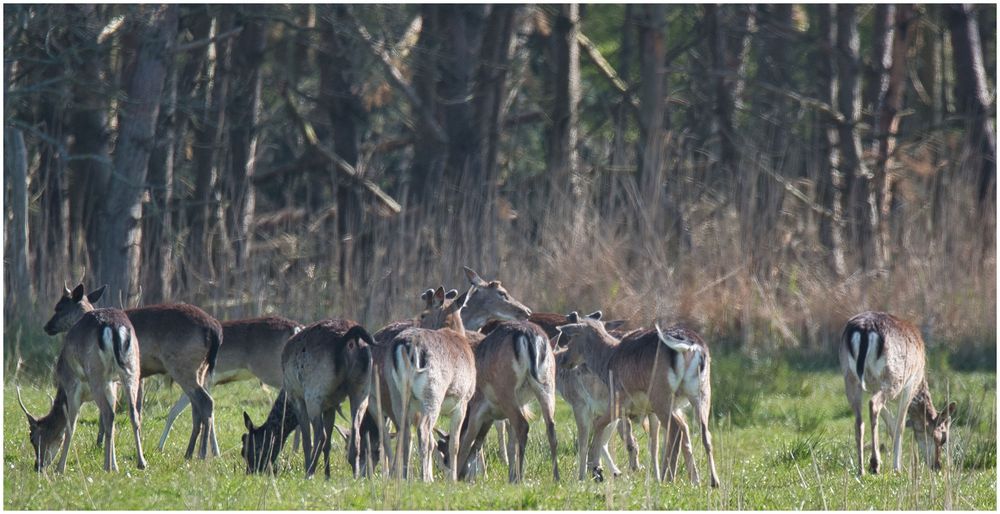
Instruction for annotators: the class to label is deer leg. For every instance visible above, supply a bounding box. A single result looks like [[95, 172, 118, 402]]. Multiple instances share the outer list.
[[447, 402, 467, 482], [648, 411, 662, 482], [95, 382, 119, 472], [661, 413, 683, 482], [456, 399, 491, 481], [691, 391, 720, 487], [494, 420, 509, 467], [891, 387, 914, 472], [530, 378, 560, 481], [56, 387, 82, 473], [869, 390, 886, 474], [505, 412, 529, 484], [622, 416, 641, 472], [418, 405, 442, 482], [124, 373, 146, 469], [588, 411, 617, 481], [845, 376, 865, 476], [322, 411, 335, 479], [158, 393, 190, 451], [573, 406, 590, 480]]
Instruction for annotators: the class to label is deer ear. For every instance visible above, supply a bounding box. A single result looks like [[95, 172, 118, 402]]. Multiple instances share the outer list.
[[64, 282, 72, 296], [433, 286, 446, 305], [586, 310, 603, 320], [567, 311, 580, 323], [70, 284, 86, 302], [243, 411, 254, 431], [445, 289, 458, 300], [941, 402, 957, 421], [464, 266, 487, 287], [87, 284, 107, 304], [421, 289, 435, 304], [454, 290, 469, 309]]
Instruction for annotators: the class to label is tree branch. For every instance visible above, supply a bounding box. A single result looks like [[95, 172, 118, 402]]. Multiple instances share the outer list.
[[282, 90, 402, 214], [344, 9, 448, 144], [175, 26, 244, 53]]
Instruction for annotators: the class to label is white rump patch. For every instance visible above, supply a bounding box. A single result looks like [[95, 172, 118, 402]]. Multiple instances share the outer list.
[[293, 326, 303, 335], [102, 327, 114, 352], [118, 326, 129, 348]]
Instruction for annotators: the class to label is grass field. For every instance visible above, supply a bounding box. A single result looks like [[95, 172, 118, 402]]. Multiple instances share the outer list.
[[3, 356, 996, 510]]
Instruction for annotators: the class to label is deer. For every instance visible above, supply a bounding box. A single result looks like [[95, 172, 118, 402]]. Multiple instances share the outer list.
[[280, 319, 375, 478], [384, 286, 477, 481], [556, 315, 720, 487], [43, 283, 222, 460], [840, 311, 957, 475], [21, 294, 146, 473], [449, 318, 560, 483], [157, 316, 303, 452], [240, 387, 382, 476]]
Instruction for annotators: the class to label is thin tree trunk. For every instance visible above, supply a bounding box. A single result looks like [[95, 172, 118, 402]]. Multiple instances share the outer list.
[[143, 47, 177, 303], [4, 127, 32, 315], [96, 5, 177, 306], [836, 5, 878, 270], [546, 4, 580, 191], [818, 5, 847, 276], [636, 4, 667, 207]]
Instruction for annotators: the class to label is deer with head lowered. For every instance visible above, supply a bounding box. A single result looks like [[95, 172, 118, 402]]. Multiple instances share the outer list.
[[840, 311, 956, 475], [384, 286, 477, 481], [22, 287, 145, 472], [43, 283, 222, 460], [158, 316, 303, 451], [556, 315, 720, 487]]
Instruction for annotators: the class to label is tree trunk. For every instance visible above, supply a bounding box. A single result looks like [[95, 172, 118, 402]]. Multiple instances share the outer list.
[[4, 127, 32, 315], [476, 5, 517, 191], [946, 4, 996, 212], [319, 5, 364, 290], [817, 5, 847, 276], [546, 4, 580, 192], [95, 5, 177, 307], [189, 11, 232, 281], [836, 5, 879, 270], [224, 11, 266, 270], [636, 4, 667, 205], [143, 47, 178, 303], [410, 5, 447, 204]]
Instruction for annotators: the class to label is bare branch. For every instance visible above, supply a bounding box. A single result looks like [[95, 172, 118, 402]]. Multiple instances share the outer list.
[[175, 26, 244, 53]]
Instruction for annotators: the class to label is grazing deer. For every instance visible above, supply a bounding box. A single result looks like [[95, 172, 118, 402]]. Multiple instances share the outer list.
[[385, 287, 476, 481], [556, 316, 720, 487], [281, 319, 375, 478], [241, 388, 382, 475], [158, 316, 303, 451], [840, 311, 957, 475], [43, 283, 222, 460], [451, 319, 561, 483], [22, 291, 145, 472]]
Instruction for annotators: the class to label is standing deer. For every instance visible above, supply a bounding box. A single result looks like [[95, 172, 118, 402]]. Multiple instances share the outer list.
[[43, 283, 222, 460], [840, 311, 957, 475], [158, 316, 302, 451], [23, 288, 145, 472], [385, 287, 476, 481], [281, 319, 374, 478], [556, 316, 720, 487], [452, 319, 561, 483]]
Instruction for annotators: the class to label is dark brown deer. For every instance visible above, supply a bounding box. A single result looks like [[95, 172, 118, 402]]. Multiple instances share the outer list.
[[840, 311, 956, 475], [23, 292, 145, 472], [43, 283, 222, 460]]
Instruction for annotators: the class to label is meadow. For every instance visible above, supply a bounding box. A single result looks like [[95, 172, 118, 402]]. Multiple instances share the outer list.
[[4, 353, 995, 510]]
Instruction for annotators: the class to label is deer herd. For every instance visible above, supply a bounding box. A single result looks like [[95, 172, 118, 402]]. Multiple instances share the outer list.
[[18, 267, 957, 486]]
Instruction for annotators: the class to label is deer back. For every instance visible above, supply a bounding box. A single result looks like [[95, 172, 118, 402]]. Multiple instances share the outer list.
[[219, 316, 302, 386], [125, 303, 222, 377]]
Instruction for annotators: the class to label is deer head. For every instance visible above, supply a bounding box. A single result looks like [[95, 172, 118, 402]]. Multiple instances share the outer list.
[[460, 266, 531, 331], [43, 283, 106, 335]]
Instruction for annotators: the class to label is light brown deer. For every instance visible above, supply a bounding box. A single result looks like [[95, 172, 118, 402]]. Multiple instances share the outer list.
[[23, 292, 145, 472], [840, 311, 956, 475], [556, 317, 720, 487], [281, 319, 375, 478], [158, 316, 302, 452], [451, 319, 560, 483], [44, 283, 223, 460], [460, 267, 532, 331], [384, 287, 476, 481]]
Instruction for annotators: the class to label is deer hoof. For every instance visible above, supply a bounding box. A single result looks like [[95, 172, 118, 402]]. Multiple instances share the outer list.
[[591, 466, 605, 482]]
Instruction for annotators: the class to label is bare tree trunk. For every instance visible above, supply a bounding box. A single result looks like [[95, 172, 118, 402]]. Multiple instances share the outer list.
[[4, 127, 32, 315], [410, 5, 446, 204], [836, 5, 879, 270], [546, 4, 580, 191], [476, 5, 517, 190], [319, 5, 364, 290], [189, 12, 232, 282], [223, 11, 266, 270], [143, 48, 178, 303], [96, 5, 177, 306], [636, 4, 667, 207], [873, 5, 916, 267], [946, 4, 996, 212], [818, 5, 847, 276]]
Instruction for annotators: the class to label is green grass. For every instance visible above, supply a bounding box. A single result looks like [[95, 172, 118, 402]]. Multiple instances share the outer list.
[[3, 368, 996, 510]]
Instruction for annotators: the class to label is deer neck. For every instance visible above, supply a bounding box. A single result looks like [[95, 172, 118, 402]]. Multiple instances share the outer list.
[[264, 390, 299, 447], [37, 388, 70, 433], [579, 331, 618, 385], [906, 379, 937, 435]]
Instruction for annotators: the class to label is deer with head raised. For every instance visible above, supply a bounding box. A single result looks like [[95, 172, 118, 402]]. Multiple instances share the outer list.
[[840, 311, 956, 475], [384, 286, 476, 481], [24, 285, 145, 472], [556, 315, 720, 487], [157, 316, 303, 451], [43, 283, 222, 460]]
